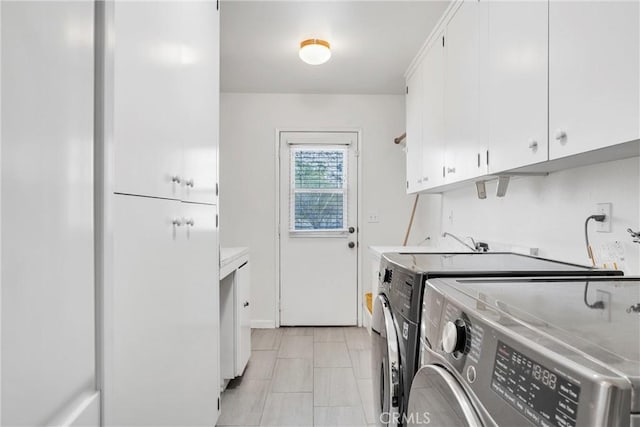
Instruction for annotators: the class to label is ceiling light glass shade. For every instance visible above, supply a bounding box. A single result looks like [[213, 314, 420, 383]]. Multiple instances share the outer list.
[[299, 39, 331, 65]]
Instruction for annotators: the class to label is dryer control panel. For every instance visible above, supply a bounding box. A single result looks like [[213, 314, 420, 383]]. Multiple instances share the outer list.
[[428, 293, 630, 427]]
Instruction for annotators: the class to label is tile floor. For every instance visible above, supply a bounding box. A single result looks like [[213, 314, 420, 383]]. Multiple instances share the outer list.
[[217, 327, 376, 427]]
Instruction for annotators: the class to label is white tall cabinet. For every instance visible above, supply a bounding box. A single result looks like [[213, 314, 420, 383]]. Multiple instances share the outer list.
[[1, 1, 99, 425], [101, 1, 221, 426]]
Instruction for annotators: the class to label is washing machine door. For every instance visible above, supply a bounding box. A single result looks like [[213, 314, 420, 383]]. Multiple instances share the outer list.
[[372, 295, 401, 427], [406, 365, 482, 427]]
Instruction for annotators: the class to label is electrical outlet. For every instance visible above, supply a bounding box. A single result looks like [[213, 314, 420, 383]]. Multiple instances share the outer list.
[[596, 203, 612, 232], [367, 212, 379, 223]]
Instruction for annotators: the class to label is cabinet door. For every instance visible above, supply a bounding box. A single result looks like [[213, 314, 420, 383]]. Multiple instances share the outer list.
[[421, 33, 446, 188], [235, 261, 251, 376], [1, 2, 96, 425], [549, 1, 639, 159], [181, 0, 219, 204], [113, 1, 185, 199], [444, 0, 482, 183], [110, 195, 219, 427], [406, 67, 423, 193], [488, 1, 548, 173], [179, 201, 220, 424]]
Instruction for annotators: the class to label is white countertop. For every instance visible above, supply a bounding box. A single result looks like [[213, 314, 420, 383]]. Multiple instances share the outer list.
[[220, 247, 249, 279]]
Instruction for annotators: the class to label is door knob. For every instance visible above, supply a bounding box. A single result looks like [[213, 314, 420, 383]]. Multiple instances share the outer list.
[[554, 129, 567, 141], [348, 241, 355, 249], [348, 226, 355, 234]]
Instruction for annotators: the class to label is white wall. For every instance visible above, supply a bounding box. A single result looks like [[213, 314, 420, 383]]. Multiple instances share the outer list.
[[220, 93, 429, 327], [426, 156, 640, 274]]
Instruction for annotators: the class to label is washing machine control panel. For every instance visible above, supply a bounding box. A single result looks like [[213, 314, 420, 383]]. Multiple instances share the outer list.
[[491, 341, 581, 427]]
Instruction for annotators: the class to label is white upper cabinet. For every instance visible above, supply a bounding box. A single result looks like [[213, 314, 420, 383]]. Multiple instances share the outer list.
[[444, 0, 482, 183], [406, 65, 423, 193], [113, 0, 219, 204], [180, 0, 220, 204], [549, 1, 639, 160], [488, 1, 548, 173], [420, 31, 446, 188]]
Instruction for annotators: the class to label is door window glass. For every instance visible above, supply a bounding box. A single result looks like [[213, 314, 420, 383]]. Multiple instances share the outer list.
[[289, 147, 348, 234]]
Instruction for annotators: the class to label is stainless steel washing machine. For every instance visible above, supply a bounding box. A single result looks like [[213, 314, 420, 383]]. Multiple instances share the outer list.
[[371, 252, 622, 426], [408, 276, 640, 427]]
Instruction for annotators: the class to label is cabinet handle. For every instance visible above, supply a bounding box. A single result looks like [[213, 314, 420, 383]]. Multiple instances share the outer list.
[[528, 139, 538, 150], [171, 175, 182, 184], [172, 218, 183, 227], [447, 167, 456, 174], [554, 129, 567, 141], [184, 218, 195, 227], [185, 179, 194, 188], [243, 301, 249, 307]]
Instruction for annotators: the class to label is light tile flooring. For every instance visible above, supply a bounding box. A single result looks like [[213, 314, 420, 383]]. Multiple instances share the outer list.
[[217, 327, 376, 427]]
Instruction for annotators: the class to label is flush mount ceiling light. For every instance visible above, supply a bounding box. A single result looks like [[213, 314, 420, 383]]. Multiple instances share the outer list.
[[299, 39, 331, 65]]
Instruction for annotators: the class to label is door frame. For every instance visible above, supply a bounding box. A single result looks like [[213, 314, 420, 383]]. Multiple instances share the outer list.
[[274, 128, 363, 328]]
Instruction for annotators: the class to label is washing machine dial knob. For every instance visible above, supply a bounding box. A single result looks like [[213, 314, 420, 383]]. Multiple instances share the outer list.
[[442, 319, 467, 354]]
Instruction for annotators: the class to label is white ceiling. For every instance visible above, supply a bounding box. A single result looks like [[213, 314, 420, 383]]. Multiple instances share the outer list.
[[220, 1, 450, 94]]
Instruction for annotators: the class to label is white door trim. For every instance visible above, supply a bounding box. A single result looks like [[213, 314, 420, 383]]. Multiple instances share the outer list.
[[274, 128, 363, 328]]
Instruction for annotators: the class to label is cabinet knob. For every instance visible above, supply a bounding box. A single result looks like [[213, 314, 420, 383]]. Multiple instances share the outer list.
[[185, 179, 194, 188], [554, 129, 567, 141], [447, 167, 456, 174], [184, 218, 195, 227], [171, 175, 181, 184], [528, 139, 538, 150], [243, 301, 250, 307], [172, 218, 183, 227]]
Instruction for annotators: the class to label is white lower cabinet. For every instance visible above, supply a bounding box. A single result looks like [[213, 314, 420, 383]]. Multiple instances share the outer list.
[[220, 257, 251, 380], [107, 194, 219, 427], [235, 261, 252, 375]]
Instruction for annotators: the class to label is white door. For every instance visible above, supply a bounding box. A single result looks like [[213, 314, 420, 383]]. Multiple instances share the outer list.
[[279, 131, 358, 326]]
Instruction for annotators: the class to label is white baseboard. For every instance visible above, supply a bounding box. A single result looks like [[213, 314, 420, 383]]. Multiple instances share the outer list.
[[251, 319, 276, 329]]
